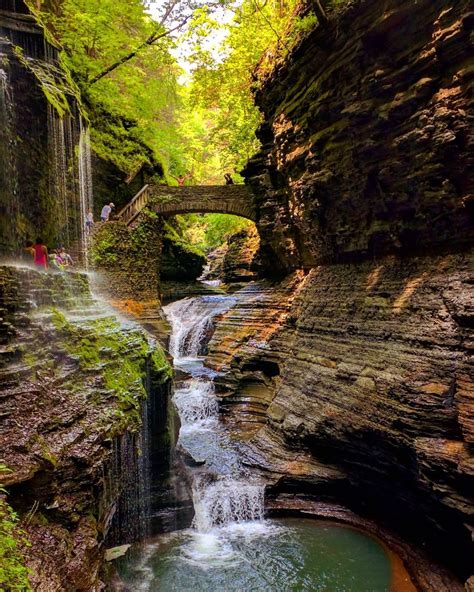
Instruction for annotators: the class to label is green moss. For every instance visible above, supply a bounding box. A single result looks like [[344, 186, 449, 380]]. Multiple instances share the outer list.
[[34, 436, 58, 468], [0, 496, 32, 592], [11, 45, 82, 118], [87, 106, 164, 176], [50, 309, 170, 429]]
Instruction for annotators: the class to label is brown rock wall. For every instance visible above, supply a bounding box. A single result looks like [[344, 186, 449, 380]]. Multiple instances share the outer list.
[[206, 251, 473, 587], [0, 266, 171, 590], [245, 0, 472, 274]]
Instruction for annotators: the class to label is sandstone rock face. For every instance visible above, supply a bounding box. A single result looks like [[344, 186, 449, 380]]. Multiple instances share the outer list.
[[207, 253, 472, 588], [0, 265, 171, 590], [221, 0, 474, 586], [244, 0, 472, 274], [203, 226, 260, 284], [221, 226, 260, 283]]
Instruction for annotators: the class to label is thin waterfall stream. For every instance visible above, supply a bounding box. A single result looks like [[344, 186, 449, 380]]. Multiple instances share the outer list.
[[112, 289, 405, 591]]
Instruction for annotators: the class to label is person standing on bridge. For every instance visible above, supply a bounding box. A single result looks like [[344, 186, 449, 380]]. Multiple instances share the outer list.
[[173, 172, 192, 186], [100, 202, 115, 222], [224, 173, 234, 185]]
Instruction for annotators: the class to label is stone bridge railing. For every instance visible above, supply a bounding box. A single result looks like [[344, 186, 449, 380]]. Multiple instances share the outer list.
[[117, 184, 256, 225]]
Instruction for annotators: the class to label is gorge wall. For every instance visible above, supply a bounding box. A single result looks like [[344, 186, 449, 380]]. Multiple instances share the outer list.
[[216, 0, 474, 587], [0, 266, 172, 590], [0, 4, 93, 256], [245, 0, 472, 274]]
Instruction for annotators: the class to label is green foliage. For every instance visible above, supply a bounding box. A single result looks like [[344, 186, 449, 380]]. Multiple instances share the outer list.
[[29, 0, 180, 174], [176, 213, 254, 251], [11, 42, 82, 117], [164, 221, 206, 259], [177, 0, 300, 180], [0, 496, 32, 592]]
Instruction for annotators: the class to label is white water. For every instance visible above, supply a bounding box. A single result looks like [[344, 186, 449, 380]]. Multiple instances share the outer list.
[[78, 120, 94, 264], [164, 294, 266, 535], [192, 480, 264, 532], [166, 295, 235, 359], [173, 379, 218, 426]]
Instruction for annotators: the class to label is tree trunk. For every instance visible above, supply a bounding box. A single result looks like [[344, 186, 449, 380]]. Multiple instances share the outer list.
[[312, 0, 328, 25]]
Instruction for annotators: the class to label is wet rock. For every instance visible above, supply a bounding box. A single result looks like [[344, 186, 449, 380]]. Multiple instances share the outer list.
[[0, 265, 171, 590], [207, 252, 473, 587]]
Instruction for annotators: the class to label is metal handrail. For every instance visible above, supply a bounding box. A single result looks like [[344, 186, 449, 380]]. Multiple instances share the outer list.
[[116, 184, 150, 225]]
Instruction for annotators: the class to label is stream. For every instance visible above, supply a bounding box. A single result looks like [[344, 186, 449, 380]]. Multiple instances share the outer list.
[[114, 291, 396, 591]]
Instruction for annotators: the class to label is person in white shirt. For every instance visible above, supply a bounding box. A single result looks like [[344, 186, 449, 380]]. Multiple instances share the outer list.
[[85, 211, 94, 233], [100, 202, 115, 222]]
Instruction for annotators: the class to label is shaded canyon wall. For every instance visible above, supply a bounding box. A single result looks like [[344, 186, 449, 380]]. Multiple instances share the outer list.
[[0, 3, 92, 256], [245, 0, 472, 274], [221, 0, 474, 586]]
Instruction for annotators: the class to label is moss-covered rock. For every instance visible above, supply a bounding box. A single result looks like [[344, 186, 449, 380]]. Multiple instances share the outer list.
[[90, 213, 162, 300], [0, 265, 171, 590], [0, 493, 32, 592]]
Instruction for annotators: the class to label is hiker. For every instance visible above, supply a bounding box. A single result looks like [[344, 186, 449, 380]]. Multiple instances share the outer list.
[[85, 211, 94, 232], [100, 202, 115, 222], [49, 249, 64, 271], [33, 238, 48, 270], [224, 173, 234, 185], [173, 172, 191, 186], [59, 247, 74, 267]]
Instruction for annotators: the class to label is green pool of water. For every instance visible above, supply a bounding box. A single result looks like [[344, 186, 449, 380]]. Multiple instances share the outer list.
[[114, 517, 393, 591]]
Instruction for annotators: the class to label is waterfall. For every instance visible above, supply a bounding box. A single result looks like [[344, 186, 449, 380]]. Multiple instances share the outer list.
[[78, 120, 94, 264], [47, 104, 70, 246], [173, 379, 218, 425], [164, 294, 265, 535], [0, 44, 19, 252], [192, 480, 264, 532], [1, 11, 93, 258], [166, 295, 235, 358]]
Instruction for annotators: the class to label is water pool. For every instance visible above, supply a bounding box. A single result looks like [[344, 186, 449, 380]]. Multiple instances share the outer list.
[[114, 517, 405, 592]]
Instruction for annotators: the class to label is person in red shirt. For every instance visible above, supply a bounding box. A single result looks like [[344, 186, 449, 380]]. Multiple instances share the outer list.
[[33, 238, 48, 270]]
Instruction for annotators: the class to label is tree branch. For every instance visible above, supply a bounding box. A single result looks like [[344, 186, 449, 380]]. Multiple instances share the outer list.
[[311, 0, 328, 25], [88, 16, 190, 86]]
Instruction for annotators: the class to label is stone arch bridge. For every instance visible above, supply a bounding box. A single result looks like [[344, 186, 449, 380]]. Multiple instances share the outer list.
[[117, 184, 256, 226]]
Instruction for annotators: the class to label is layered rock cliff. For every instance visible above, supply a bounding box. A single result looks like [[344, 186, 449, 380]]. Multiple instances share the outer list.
[[0, 5, 93, 256], [212, 0, 474, 587], [0, 266, 171, 590], [245, 0, 472, 274]]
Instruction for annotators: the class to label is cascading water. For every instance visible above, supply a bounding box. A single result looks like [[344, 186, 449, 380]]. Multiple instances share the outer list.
[[192, 480, 264, 532], [114, 290, 399, 591], [164, 293, 266, 534], [165, 295, 235, 359], [0, 42, 20, 252], [1, 8, 93, 258]]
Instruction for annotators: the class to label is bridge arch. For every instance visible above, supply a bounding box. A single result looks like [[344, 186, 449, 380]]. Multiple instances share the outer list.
[[117, 184, 256, 226]]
